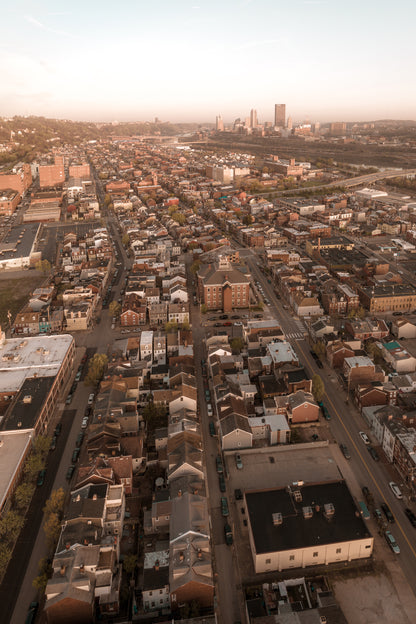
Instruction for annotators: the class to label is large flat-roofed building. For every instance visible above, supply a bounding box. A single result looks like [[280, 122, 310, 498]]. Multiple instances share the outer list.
[[0, 223, 41, 270], [357, 283, 416, 313], [0, 330, 74, 434], [0, 430, 33, 516], [245, 480, 373, 574]]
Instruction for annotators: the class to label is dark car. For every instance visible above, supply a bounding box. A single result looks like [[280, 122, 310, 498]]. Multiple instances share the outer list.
[[254, 313, 263, 318], [316, 359, 323, 369], [208, 317, 217, 321], [37, 469, 46, 487], [405, 508, 416, 527], [340, 443, 351, 459], [219, 314, 228, 320], [25, 601, 39, 624], [367, 445, 380, 462], [50, 435, 58, 451], [231, 315, 240, 319], [72, 448, 80, 463], [54, 422, 62, 436], [219, 474, 226, 492], [381, 502, 395, 523], [214, 322, 222, 327], [66, 465, 75, 480], [224, 522, 233, 545], [209, 421, 216, 436]]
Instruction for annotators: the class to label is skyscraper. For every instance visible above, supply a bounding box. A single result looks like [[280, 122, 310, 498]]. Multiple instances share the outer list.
[[250, 109, 258, 129], [274, 104, 286, 127], [216, 115, 224, 132]]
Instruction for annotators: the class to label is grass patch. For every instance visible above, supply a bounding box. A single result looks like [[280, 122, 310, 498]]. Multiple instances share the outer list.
[[0, 276, 45, 327]]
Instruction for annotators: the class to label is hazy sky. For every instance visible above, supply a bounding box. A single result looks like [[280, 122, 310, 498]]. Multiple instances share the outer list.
[[1, 0, 415, 124]]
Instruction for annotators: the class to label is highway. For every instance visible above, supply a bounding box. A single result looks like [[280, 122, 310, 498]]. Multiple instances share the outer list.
[[242, 247, 416, 597]]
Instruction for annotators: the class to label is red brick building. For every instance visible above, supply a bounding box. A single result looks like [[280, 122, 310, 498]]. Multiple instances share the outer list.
[[0, 164, 32, 195], [0, 189, 20, 215], [39, 164, 65, 189], [198, 258, 250, 312], [69, 163, 90, 178]]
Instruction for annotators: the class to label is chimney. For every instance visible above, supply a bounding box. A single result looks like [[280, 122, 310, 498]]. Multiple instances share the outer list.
[[179, 552, 184, 562], [197, 548, 202, 559], [79, 564, 85, 574], [154, 559, 160, 571], [60, 565, 66, 576]]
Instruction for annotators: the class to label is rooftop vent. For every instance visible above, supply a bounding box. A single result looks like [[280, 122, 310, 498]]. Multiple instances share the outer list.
[[303, 506, 313, 519], [293, 490, 302, 502], [272, 512, 283, 526], [23, 395, 32, 404], [324, 503, 335, 518]]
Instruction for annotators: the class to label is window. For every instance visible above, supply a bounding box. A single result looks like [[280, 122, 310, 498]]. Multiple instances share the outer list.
[[336, 548, 341, 554], [289, 555, 295, 561], [313, 552, 318, 557], [149, 591, 152, 596], [159, 589, 163, 594], [265, 558, 271, 564]]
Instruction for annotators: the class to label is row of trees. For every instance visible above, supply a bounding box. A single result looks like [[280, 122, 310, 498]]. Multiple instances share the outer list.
[[33, 488, 66, 592], [0, 436, 51, 580], [84, 353, 108, 387]]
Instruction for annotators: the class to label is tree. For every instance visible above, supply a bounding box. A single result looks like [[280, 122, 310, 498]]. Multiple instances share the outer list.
[[200, 304, 207, 314], [230, 337, 244, 353], [171, 211, 186, 225], [23, 453, 44, 481], [43, 488, 65, 518], [312, 374, 325, 402], [313, 341, 326, 361], [32, 435, 51, 458], [84, 353, 108, 387], [181, 320, 190, 331], [104, 193, 112, 207], [122, 234, 130, 247], [35, 259, 51, 274], [33, 558, 52, 592], [242, 214, 253, 226], [43, 512, 61, 549], [165, 320, 178, 333], [109, 301, 121, 318], [123, 553, 137, 576], [14, 482, 35, 510], [357, 305, 366, 319], [190, 261, 200, 276], [0, 543, 12, 574], [0, 510, 24, 543]]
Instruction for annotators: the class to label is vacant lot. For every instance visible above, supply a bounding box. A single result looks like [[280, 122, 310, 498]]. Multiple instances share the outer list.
[[0, 274, 45, 327]]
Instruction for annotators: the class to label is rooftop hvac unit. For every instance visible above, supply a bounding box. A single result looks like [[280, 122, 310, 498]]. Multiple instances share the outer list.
[[303, 506, 313, 519], [293, 490, 302, 502], [324, 503, 335, 517], [272, 512, 283, 526]]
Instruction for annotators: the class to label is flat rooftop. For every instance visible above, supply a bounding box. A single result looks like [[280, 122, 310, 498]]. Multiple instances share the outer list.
[[0, 223, 39, 260], [1, 376, 54, 431], [0, 334, 73, 392], [0, 430, 33, 511], [246, 480, 371, 555]]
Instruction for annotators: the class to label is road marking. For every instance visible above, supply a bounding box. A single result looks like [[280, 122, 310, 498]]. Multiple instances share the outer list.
[[295, 339, 416, 561]]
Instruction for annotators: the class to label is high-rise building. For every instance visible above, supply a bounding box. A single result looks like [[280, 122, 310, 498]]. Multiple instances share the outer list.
[[274, 104, 286, 127], [287, 116, 293, 130], [216, 115, 224, 132], [250, 109, 258, 129]]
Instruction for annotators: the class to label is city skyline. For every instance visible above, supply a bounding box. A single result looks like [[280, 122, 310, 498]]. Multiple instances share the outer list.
[[1, 0, 415, 123]]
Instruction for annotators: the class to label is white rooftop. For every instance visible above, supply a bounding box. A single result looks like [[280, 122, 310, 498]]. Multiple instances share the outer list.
[[267, 341, 298, 365], [0, 333, 74, 392], [0, 430, 34, 511]]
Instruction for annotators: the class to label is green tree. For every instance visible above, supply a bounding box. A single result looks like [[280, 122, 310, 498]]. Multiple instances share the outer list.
[[43, 488, 65, 518], [181, 320, 190, 331], [14, 482, 35, 510], [171, 211, 186, 225], [121, 234, 130, 247], [200, 304, 207, 314], [35, 259, 51, 274], [0, 510, 24, 542], [109, 301, 121, 318], [357, 305, 366, 319], [32, 435, 51, 457], [43, 512, 61, 549], [0, 543, 12, 574], [190, 261, 200, 276], [165, 320, 178, 333], [33, 557, 52, 592], [230, 337, 244, 353], [312, 374, 325, 402], [313, 341, 326, 361], [242, 214, 253, 226], [84, 353, 108, 387], [123, 553, 137, 576], [104, 193, 112, 207], [23, 453, 44, 481]]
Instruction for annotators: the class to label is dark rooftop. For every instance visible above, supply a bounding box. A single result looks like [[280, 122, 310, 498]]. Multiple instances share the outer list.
[[2, 376, 54, 431], [246, 480, 371, 555]]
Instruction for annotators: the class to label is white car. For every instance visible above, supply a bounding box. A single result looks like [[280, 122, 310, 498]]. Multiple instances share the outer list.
[[359, 431, 370, 445], [81, 416, 89, 429], [389, 482, 403, 499], [88, 393, 95, 405]]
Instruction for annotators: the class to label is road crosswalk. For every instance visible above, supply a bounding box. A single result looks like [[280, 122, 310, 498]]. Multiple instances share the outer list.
[[285, 331, 305, 340]]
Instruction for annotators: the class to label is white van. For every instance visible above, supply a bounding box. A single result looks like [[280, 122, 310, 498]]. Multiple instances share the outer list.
[[389, 482, 403, 499]]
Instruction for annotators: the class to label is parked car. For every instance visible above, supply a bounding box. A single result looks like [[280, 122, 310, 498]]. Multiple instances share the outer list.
[[224, 522, 233, 545], [76, 432, 85, 447], [209, 421, 216, 436], [235, 453, 243, 469], [385, 530, 400, 554], [219, 474, 226, 492], [65, 393, 73, 405], [66, 465, 75, 480], [405, 508, 416, 527], [389, 482, 403, 499], [88, 393, 95, 405], [367, 445, 380, 461], [216, 455, 224, 474], [340, 443, 351, 459], [54, 423, 62, 436], [25, 601, 39, 624], [50, 435, 57, 451], [221, 497, 229, 517], [37, 469, 46, 487], [219, 314, 228, 320], [381, 502, 395, 523], [72, 448, 80, 463], [235, 488, 243, 500], [374, 508, 383, 522], [359, 431, 370, 445], [81, 416, 89, 429]]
